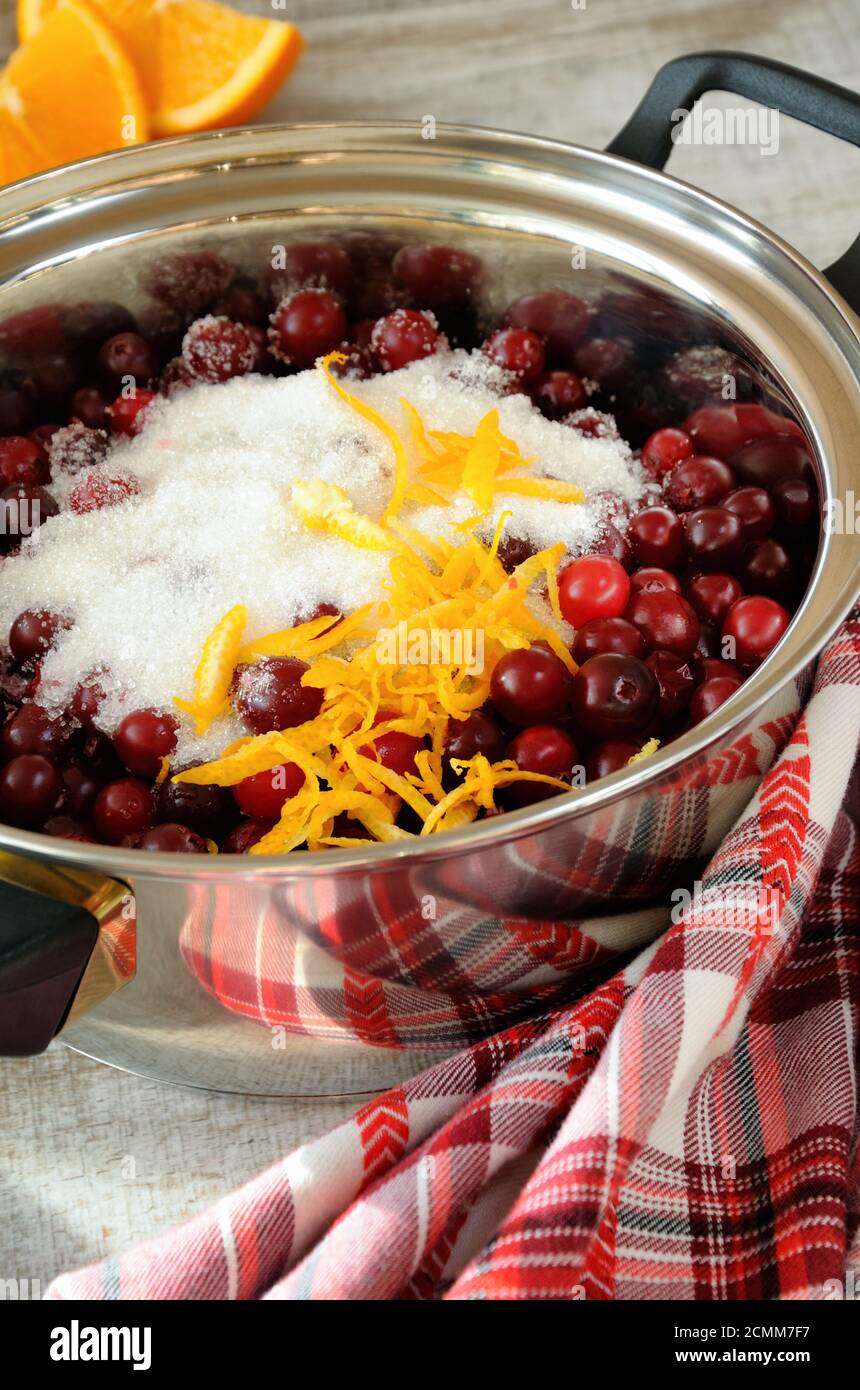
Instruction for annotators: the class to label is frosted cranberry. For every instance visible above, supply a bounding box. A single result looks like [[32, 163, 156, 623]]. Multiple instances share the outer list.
[[233, 762, 305, 819], [558, 554, 630, 628], [594, 523, 634, 572], [70, 469, 141, 513], [490, 646, 572, 726], [132, 823, 209, 853], [159, 356, 196, 397], [93, 777, 154, 843], [372, 309, 442, 371], [269, 290, 348, 369], [572, 336, 634, 389], [0, 437, 49, 487], [70, 386, 109, 430], [9, 609, 70, 662], [572, 617, 646, 662], [483, 328, 545, 383], [155, 772, 238, 841], [245, 325, 271, 372], [392, 245, 481, 303], [683, 507, 745, 569], [0, 754, 62, 827], [48, 422, 109, 475], [504, 291, 589, 359], [505, 724, 579, 807], [565, 408, 619, 439], [113, 708, 178, 777], [108, 391, 156, 436], [213, 285, 268, 327], [659, 346, 752, 409], [233, 657, 324, 733], [641, 427, 693, 477], [182, 315, 256, 382], [222, 818, 273, 853], [689, 675, 743, 723], [722, 485, 775, 540], [268, 241, 353, 300], [625, 589, 700, 657], [147, 250, 233, 314], [723, 595, 790, 668], [570, 653, 657, 738], [44, 815, 92, 843], [444, 710, 506, 763], [72, 668, 107, 727], [496, 534, 537, 573], [773, 477, 815, 525], [1, 703, 72, 759], [730, 436, 811, 487], [665, 456, 735, 511], [629, 566, 681, 595], [98, 333, 158, 390], [0, 483, 58, 552], [533, 370, 587, 418], [685, 572, 743, 626], [738, 537, 794, 600], [62, 763, 103, 819], [30, 424, 62, 451], [645, 649, 695, 721], [627, 506, 684, 569]]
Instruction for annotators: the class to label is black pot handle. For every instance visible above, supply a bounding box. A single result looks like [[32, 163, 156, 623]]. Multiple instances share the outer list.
[[607, 51, 860, 314], [0, 861, 133, 1056]]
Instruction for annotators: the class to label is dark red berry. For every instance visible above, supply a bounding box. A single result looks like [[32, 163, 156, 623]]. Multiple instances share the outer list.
[[730, 436, 812, 487], [689, 675, 743, 723], [738, 537, 794, 600], [222, 818, 273, 853], [444, 711, 506, 763], [722, 596, 790, 668], [773, 477, 815, 526], [98, 333, 158, 390], [9, 609, 70, 662], [629, 566, 681, 595], [113, 708, 178, 777], [155, 771, 239, 841], [645, 649, 695, 721], [267, 240, 353, 300], [0, 436, 49, 487], [182, 315, 256, 382], [490, 646, 572, 726], [722, 485, 776, 540], [504, 291, 589, 359], [572, 337, 634, 390], [570, 653, 658, 738], [665, 456, 735, 511], [625, 588, 700, 657], [233, 762, 305, 818], [594, 523, 634, 572], [392, 245, 481, 304], [585, 738, 641, 780], [233, 657, 324, 734], [627, 506, 685, 569], [131, 823, 209, 853], [70, 387, 109, 430], [108, 391, 156, 437], [1, 704, 72, 760], [483, 327, 545, 383], [268, 290, 348, 369], [685, 572, 743, 626], [533, 370, 587, 418], [372, 309, 442, 371], [505, 724, 579, 807], [641, 427, 693, 477], [93, 777, 154, 843], [683, 507, 745, 569], [0, 754, 62, 827], [572, 616, 646, 663]]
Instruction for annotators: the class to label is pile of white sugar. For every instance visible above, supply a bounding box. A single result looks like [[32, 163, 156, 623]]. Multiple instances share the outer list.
[[0, 349, 645, 762]]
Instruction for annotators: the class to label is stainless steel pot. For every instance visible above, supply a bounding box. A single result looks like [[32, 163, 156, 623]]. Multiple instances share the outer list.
[[1, 52, 859, 1094]]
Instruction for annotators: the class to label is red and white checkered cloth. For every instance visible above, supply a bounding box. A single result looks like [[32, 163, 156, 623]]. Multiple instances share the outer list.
[[47, 612, 860, 1300]]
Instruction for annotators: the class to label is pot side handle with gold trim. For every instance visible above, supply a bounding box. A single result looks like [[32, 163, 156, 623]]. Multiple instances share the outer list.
[[0, 854, 134, 1057]]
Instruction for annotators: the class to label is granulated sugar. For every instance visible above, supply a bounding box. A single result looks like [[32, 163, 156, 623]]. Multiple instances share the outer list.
[[0, 349, 645, 761]]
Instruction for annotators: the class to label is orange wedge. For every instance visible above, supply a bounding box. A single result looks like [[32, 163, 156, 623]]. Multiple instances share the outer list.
[[1, 0, 149, 178], [17, 0, 305, 137], [0, 106, 50, 185]]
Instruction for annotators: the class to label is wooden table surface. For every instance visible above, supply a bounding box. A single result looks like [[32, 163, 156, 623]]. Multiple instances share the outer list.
[[1, 0, 858, 1293]]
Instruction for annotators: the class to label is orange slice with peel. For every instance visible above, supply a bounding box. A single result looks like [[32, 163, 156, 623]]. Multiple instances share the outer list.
[[0, 106, 50, 185], [1, 0, 149, 176], [17, 0, 304, 137]]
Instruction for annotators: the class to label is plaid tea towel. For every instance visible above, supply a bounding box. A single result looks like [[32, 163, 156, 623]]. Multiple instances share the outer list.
[[46, 613, 860, 1300]]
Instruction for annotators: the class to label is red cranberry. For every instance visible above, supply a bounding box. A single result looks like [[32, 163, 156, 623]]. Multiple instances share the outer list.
[[585, 739, 641, 780], [722, 595, 790, 668], [233, 657, 324, 734], [730, 436, 812, 487], [505, 724, 579, 807], [146, 250, 234, 315], [570, 653, 658, 738], [222, 818, 273, 853], [1, 703, 72, 759], [684, 402, 806, 460], [372, 309, 442, 371], [0, 437, 49, 487], [645, 649, 695, 721], [685, 572, 743, 626], [132, 823, 209, 853], [9, 609, 70, 662], [268, 289, 347, 369], [533, 370, 587, 419], [233, 762, 305, 818], [693, 655, 742, 683], [72, 668, 108, 727], [629, 566, 681, 594], [641, 427, 693, 477], [504, 291, 589, 360], [182, 315, 256, 382], [155, 772, 239, 841], [0, 304, 65, 357], [359, 728, 425, 777], [113, 708, 178, 777], [444, 711, 506, 763], [93, 777, 154, 843], [594, 523, 634, 572], [572, 616, 646, 662], [627, 506, 685, 569], [625, 589, 700, 657], [572, 337, 634, 389], [267, 241, 353, 300], [496, 534, 537, 574], [391, 245, 481, 304], [738, 537, 794, 601], [683, 507, 745, 569], [665, 456, 735, 511], [62, 763, 103, 819], [689, 675, 743, 723], [0, 754, 62, 827], [44, 814, 93, 842], [69, 469, 141, 513], [0, 483, 58, 551], [558, 554, 630, 628], [29, 424, 62, 451], [70, 387, 109, 430], [29, 351, 83, 410], [722, 485, 775, 540], [490, 646, 572, 726], [328, 812, 374, 841], [773, 477, 815, 526], [98, 333, 158, 390], [108, 391, 156, 437], [483, 328, 545, 383]]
